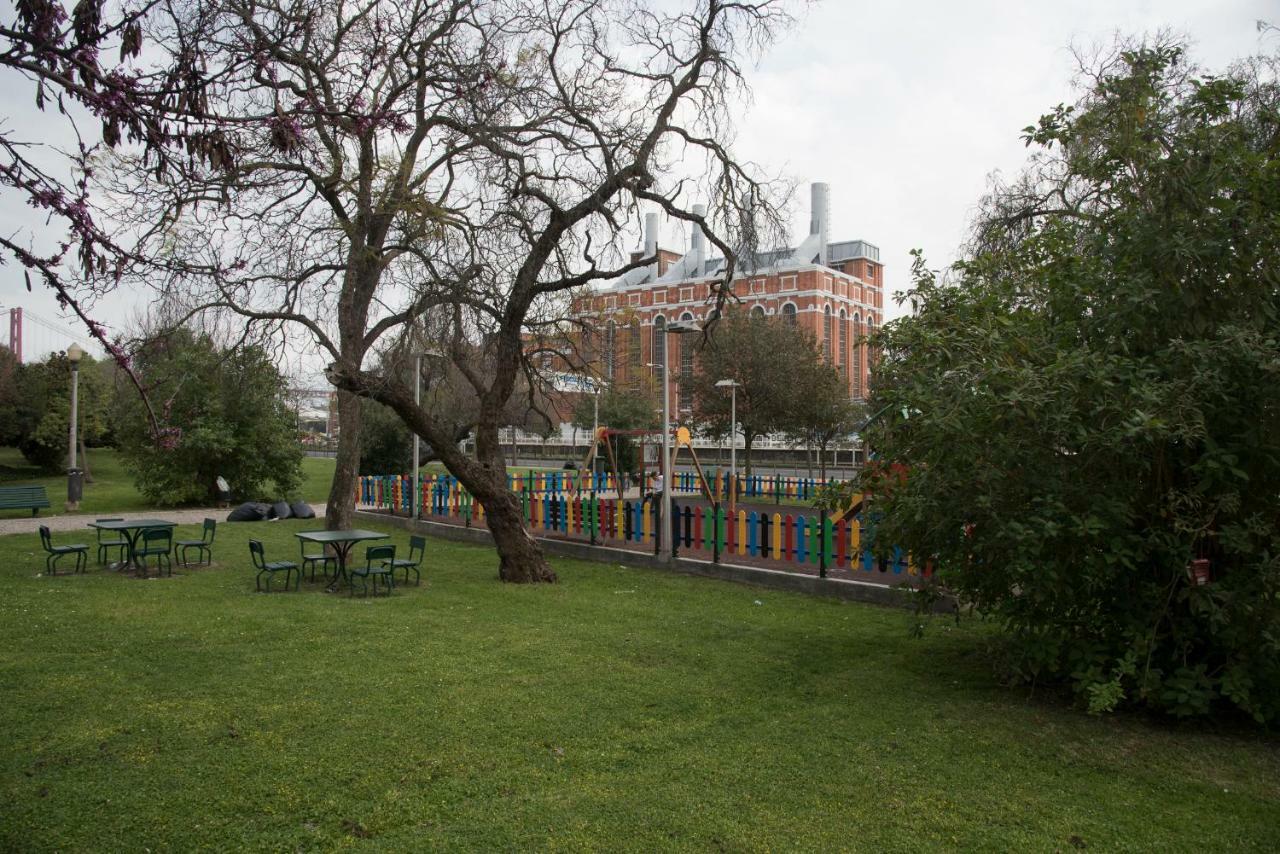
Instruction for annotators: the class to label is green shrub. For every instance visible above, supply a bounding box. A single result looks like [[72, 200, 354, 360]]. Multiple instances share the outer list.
[[866, 43, 1280, 722], [113, 331, 303, 504]]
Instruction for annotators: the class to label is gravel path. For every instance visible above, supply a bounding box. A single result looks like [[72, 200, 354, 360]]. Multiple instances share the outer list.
[[0, 505, 328, 536]]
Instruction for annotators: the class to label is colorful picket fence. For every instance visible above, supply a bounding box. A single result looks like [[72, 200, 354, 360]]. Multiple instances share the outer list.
[[356, 474, 930, 582], [356, 470, 850, 510]]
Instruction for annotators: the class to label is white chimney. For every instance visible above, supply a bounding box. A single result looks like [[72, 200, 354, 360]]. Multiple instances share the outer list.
[[809, 182, 830, 266], [644, 212, 659, 257], [691, 204, 706, 276]]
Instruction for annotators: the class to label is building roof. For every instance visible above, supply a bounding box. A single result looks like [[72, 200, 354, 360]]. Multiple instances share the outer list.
[[601, 183, 879, 290]]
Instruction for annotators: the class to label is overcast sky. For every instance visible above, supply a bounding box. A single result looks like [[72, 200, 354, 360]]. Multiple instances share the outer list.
[[0, 0, 1272, 366]]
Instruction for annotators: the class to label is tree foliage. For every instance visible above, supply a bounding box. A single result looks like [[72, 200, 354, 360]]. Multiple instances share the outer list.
[[783, 357, 864, 479], [867, 42, 1280, 722], [571, 378, 659, 476], [684, 310, 833, 473], [113, 331, 303, 505], [0, 349, 112, 472], [358, 400, 412, 477]]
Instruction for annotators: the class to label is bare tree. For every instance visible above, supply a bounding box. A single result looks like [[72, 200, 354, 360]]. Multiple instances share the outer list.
[[95, 0, 792, 581]]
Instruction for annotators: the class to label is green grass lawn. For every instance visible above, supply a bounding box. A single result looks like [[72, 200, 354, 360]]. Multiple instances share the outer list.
[[0, 447, 336, 517], [1, 520, 1277, 850]]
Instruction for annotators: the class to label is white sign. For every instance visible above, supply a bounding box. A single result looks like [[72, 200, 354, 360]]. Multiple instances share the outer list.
[[549, 372, 604, 394]]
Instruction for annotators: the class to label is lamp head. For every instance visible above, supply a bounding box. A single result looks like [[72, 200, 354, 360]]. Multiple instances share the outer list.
[[714, 379, 740, 389], [66, 343, 85, 364], [665, 320, 699, 335]]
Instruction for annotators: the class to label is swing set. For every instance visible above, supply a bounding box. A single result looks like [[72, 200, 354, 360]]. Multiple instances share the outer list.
[[578, 425, 717, 505]]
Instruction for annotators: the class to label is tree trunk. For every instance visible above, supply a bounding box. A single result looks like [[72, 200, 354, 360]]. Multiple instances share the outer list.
[[466, 426, 557, 582], [479, 485, 557, 583], [743, 433, 755, 476], [326, 390, 363, 530], [326, 363, 558, 583]]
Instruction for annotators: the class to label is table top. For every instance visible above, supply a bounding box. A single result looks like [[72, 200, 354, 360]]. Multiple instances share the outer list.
[[295, 529, 387, 544], [88, 519, 178, 531]]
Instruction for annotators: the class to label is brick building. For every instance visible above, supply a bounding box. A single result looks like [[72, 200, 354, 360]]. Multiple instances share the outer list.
[[569, 183, 884, 417]]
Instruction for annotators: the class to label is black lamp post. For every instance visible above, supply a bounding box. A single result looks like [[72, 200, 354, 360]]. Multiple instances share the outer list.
[[66, 343, 84, 511]]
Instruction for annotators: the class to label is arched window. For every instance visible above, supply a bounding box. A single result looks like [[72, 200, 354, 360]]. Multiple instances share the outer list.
[[653, 315, 666, 368], [823, 305, 832, 364], [865, 315, 876, 371], [851, 313, 862, 399], [680, 311, 695, 383], [751, 304, 765, 319], [782, 303, 797, 325], [838, 309, 848, 379], [604, 320, 616, 381], [629, 319, 641, 371]]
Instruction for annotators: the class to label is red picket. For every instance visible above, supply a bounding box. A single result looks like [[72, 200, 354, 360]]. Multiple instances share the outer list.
[[783, 514, 794, 562], [835, 519, 846, 566]]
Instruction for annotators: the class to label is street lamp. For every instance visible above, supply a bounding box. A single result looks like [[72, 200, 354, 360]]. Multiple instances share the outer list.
[[66, 343, 84, 511], [590, 378, 606, 479], [660, 320, 699, 562], [715, 378, 741, 515], [413, 348, 445, 518]]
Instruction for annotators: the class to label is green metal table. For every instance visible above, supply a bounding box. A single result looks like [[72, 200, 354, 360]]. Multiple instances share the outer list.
[[295, 529, 388, 591], [87, 519, 178, 576]]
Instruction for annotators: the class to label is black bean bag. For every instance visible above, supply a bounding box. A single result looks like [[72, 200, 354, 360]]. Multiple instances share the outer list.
[[289, 501, 316, 519], [226, 502, 269, 522], [271, 500, 293, 520]]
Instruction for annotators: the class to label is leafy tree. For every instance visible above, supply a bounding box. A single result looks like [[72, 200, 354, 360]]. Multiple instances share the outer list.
[[358, 400, 412, 477], [113, 331, 303, 505], [785, 363, 862, 480], [684, 310, 816, 474], [866, 41, 1280, 722], [2, 351, 112, 472], [571, 378, 660, 477], [0, 346, 24, 448]]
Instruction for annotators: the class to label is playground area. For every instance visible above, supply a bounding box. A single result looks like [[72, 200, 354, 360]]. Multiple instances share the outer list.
[[357, 469, 927, 586]]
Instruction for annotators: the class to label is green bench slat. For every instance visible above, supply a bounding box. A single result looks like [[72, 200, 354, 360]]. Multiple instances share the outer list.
[[0, 486, 52, 512]]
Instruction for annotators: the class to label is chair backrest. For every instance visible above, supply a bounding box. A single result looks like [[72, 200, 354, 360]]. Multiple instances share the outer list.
[[248, 539, 266, 570], [202, 518, 217, 543], [95, 518, 123, 542], [142, 527, 171, 549], [409, 535, 426, 558], [39, 525, 52, 551], [366, 544, 396, 566]]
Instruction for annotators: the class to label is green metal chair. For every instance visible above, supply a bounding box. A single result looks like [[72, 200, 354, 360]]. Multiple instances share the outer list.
[[177, 518, 216, 567], [94, 518, 129, 566], [386, 535, 425, 586], [350, 544, 396, 597], [299, 539, 336, 583], [249, 539, 298, 592], [38, 525, 88, 575], [135, 527, 173, 577]]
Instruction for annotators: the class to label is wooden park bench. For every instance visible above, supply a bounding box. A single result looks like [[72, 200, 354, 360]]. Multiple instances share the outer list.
[[0, 485, 53, 516]]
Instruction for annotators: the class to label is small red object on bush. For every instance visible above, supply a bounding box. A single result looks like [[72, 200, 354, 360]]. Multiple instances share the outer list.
[[1189, 559, 1211, 586]]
